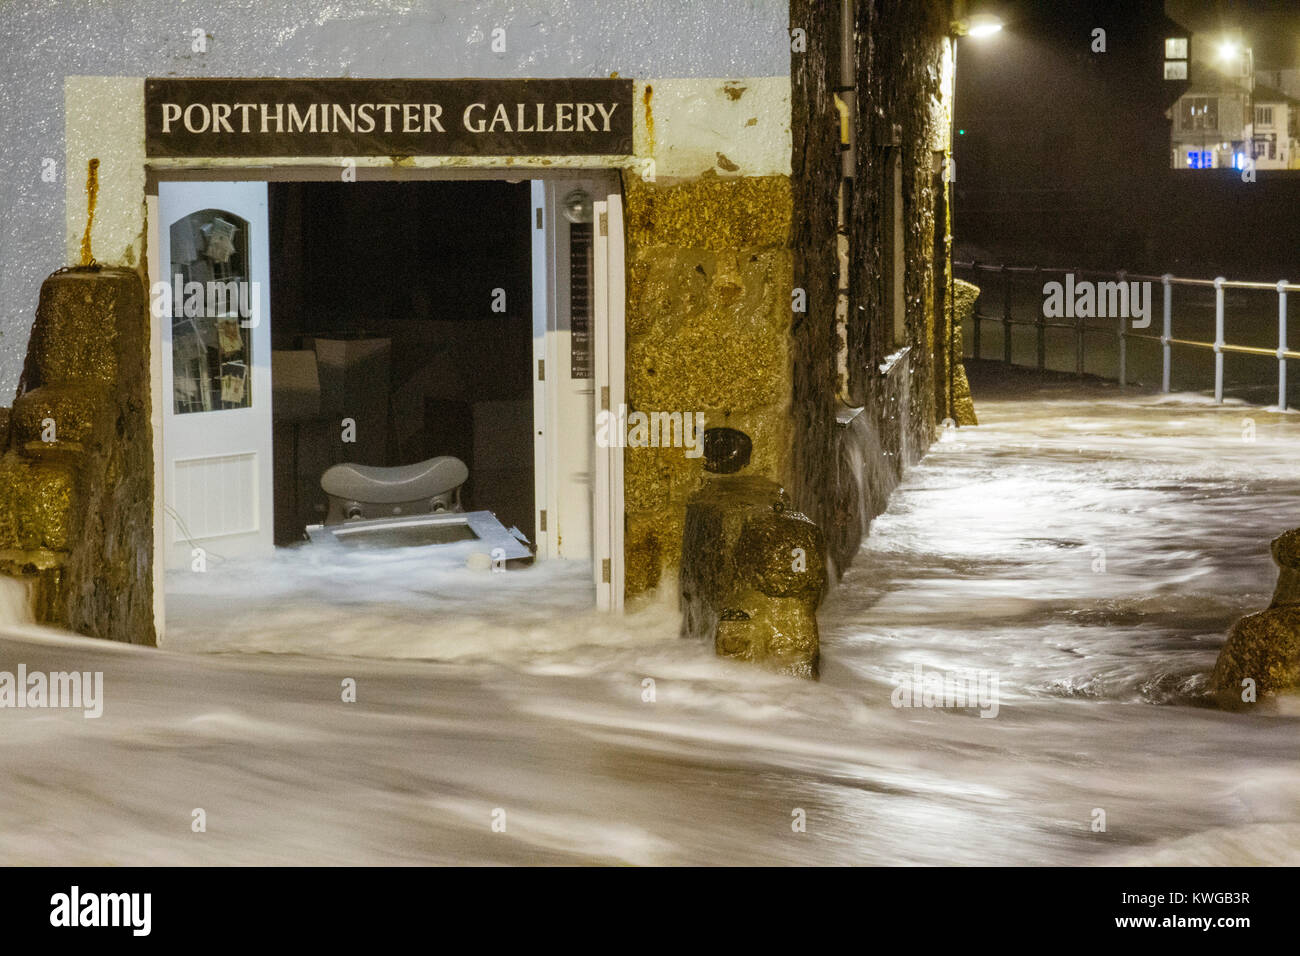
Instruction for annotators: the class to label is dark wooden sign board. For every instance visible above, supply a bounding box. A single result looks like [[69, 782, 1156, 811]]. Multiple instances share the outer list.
[[145, 78, 633, 158]]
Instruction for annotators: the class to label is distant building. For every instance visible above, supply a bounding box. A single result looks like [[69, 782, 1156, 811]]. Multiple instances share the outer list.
[[1169, 32, 1300, 170], [1249, 84, 1300, 169], [1257, 68, 1300, 100]]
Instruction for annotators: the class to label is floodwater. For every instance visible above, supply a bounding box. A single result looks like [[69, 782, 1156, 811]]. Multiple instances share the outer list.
[[2, 380, 1299, 865]]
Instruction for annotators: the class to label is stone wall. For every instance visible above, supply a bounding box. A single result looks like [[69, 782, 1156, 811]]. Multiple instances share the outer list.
[[622, 173, 795, 597], [1213, 528, 1300, 706], [0, 267, 154, 644], [791, 0, 955, 573], [680, 475, 825, 678], [787, 0, 843, 557], [852, 0, 951, 456], [669, 0, 958, 644]]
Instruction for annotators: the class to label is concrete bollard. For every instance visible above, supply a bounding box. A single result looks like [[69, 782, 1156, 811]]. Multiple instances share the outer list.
[[681, 475, 826, 679], [1212, 527, 1300, 706]]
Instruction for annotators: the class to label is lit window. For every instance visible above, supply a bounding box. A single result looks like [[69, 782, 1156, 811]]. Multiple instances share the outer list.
[[1186, 150, 1212, 169], [1255, 106, 1274, 127], [1180, 96, 1218, 131], [1165, 38, 1188, 59]]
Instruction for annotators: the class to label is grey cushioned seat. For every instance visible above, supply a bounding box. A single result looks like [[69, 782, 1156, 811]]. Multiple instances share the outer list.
[[321, 456, 469, 504]]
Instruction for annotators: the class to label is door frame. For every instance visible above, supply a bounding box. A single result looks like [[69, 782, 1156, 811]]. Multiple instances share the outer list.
[[592, 195, 626, 612], [145, 165, 627, 641]]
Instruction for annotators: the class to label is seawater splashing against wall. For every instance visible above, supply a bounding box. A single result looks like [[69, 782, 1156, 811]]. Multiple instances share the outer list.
[[839, 413, 882, 538], [829, 354, 917, 570], [0, 576, 33, 625]]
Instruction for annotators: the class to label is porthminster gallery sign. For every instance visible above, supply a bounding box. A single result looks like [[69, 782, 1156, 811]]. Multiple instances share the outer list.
[[144, 77, 633, 157]]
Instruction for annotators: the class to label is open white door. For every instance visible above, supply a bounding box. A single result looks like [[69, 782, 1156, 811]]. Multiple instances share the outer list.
[[531, 182, 551, 558], [157, 181, 274, 569], [532, 180, 599, 565], [592, 192, 626, 611], [530, 177, 624, 609]]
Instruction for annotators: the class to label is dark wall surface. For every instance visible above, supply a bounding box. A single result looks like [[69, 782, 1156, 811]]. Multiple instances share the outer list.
[[790, 0, 950, 573]]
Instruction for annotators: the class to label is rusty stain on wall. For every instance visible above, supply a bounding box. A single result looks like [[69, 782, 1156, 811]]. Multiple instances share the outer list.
[[642, 84, 654, 155], [79, 158, 100, 266]]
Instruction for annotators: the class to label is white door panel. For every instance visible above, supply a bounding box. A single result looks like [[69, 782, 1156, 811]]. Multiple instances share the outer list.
[[158, 181, 274, 569]]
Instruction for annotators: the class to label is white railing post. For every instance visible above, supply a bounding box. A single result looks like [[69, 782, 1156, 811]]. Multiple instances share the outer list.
[[1279, 279, 1289, 412], [1213, 276, 1225, 404], [1170, 273, 1180, 392]]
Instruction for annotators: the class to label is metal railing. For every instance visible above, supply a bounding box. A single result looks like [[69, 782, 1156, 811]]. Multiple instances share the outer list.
[[955, 261, 1300, 410]]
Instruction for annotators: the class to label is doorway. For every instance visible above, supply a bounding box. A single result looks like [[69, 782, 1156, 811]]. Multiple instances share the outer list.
[[265, 180, 535, 546], [148, 171, 626, 643]]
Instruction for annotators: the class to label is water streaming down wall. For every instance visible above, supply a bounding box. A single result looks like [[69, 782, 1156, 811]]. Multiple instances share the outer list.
[[828, 348, 925, 574], [842, 411, 895, 522]]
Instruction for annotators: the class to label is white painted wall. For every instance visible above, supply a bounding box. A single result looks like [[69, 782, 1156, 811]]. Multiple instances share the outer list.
[[631, 77, 791, 180], [64, 78, 147, 270]]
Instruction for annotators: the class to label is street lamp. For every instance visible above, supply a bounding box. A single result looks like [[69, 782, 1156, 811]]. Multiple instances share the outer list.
[[967, 16, 1003, 39], [945, 8, 1003, 424]]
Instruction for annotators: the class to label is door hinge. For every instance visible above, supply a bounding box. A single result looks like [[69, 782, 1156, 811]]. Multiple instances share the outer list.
[[539, 510, 547, 531], [601, 558, 611, 583], [598, 211, 608, 236], [536, 207, 543, 229], [538, 359, 545, 380], [600, 386, 609, 411]]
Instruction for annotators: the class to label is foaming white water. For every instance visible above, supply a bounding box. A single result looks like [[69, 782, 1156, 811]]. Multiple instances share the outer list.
[[164, 545, 679, 660], [2, 386, 1299, 865], [824, 392, 1299, 705], [0, 576, 32, 626]]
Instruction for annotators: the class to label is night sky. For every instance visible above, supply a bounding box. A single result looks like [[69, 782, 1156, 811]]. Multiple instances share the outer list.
[[956, 0, 1300, 275]]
